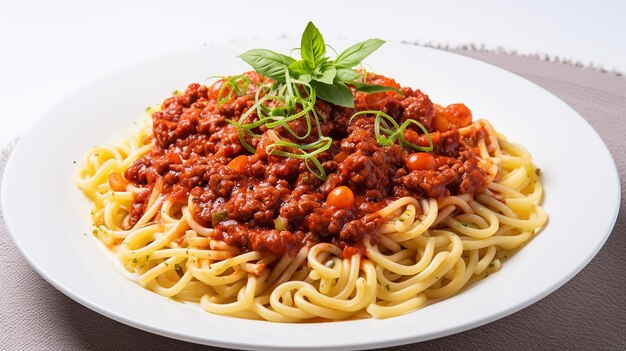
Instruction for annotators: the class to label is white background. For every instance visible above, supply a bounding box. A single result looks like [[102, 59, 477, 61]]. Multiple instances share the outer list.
[[1, 0, 625, 147]]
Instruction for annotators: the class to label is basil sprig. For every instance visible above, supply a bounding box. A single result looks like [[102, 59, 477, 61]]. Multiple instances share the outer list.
[[225, 22, 412, 181], [239, 22, 402, 108]]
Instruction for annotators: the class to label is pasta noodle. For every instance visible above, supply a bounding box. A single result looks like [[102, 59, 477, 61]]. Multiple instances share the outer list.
[[76, 108, 547, 322]]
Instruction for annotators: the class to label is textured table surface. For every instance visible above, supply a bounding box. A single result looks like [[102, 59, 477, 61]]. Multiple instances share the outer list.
[[1, 49, 624, 350]]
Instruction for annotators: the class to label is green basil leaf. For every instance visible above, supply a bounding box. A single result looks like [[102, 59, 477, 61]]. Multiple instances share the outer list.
[[352, 82, 404, 97], [300, 21, 326, 67], [334, 68, 360, 82], [334, 38, 385, 68], [317, 57, 330, 66], [238, 49, 295, 82], [315, 65, 336, 85], [311, 81, 354, 108], [289, 59, 313, 76], [298, 73, 313, 84]]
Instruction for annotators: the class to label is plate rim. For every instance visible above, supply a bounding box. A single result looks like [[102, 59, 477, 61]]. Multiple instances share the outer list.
[[1, 40, 621, 350]]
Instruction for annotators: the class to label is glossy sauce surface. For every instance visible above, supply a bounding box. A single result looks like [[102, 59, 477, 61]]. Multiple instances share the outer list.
[[124, 73, 489, 256]]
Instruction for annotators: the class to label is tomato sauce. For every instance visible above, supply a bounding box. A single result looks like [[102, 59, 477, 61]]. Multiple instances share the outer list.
[[124, 73, 489, 256]]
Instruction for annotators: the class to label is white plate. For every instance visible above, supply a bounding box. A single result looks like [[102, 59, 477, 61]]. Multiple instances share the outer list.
[[1, 40, 620, 350]]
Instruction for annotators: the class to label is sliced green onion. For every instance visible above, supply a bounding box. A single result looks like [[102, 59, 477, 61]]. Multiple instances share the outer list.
[[266, 136, 332, 180], [208, 75, 254, 107], [350, 110, 433, 152], [226, 79, 330, 180]]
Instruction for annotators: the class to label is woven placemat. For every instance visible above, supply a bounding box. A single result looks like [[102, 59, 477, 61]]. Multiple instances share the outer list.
[[1, 49, 625, 351]]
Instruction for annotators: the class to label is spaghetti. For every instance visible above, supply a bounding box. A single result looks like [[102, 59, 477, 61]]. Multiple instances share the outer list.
[[76, 74, 546, 321]]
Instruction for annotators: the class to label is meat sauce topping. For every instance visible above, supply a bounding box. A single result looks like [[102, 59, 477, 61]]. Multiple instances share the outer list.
[[124, 72, 489, 257]]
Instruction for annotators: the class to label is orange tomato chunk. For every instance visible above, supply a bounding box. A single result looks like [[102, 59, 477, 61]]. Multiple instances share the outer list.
[[228, 155, 249, 173], [326, 186, 355, 209], [444, 103, 472, 128], [208, 79, 224, 100], [406, 153, 437, 171]]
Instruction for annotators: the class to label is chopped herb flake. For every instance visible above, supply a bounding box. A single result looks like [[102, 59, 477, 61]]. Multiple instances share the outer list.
[[212, 210, 228, 227], [460, 222, 477, 228]]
